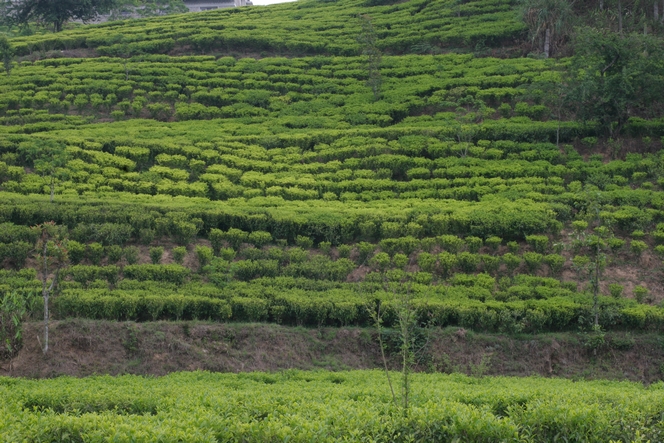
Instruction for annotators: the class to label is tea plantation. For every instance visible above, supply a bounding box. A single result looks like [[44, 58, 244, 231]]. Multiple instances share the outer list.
[[1, 0, 664, 439]]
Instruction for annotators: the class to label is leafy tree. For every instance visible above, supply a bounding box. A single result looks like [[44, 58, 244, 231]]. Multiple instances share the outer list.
[[521, 0, 577, 58], [2, 0, 117, 32], [0, 291, 37, 359], [568, 29, 664, 138], [17, 139, 69, 202], [34, 222, 68, 354], [358, 15, 382, 102], [0, 35, 14, 76]]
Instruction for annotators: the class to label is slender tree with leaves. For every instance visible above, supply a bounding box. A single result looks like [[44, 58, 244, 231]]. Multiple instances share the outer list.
[[0, 35, 14, 76], [358, 15, 382, 102], [34, 222, 68, 354]]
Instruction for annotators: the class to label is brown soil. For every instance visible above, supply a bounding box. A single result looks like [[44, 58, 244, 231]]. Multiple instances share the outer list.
[[2, 320, 663, 383]]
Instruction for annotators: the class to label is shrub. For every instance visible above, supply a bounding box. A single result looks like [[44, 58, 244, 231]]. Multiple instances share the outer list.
[[523, 252, 543, 273], [480, 254, 501, 274], [438, 235, 464, 253], [485, 236, 502, 251], [287, 247, 308, 263], [87, 243, 104, 265], [393, 253, 408, 269], [370, 252, 390, 271], [437, 252, 457, 277], [68, 240, 86, 265], [123, 246, 140, 265], [457, 252, 480, 273], [502, 253, 521, 275], [225, 228, 248, 250], [608, 238, 625, 252], [195, 246, 214, 271], [417, 252, 437, 273], [630, 240, 647, 257], [571, 220, 588, 233], [219, 247, 236, 261], [543, 254, 565, 275], [248, 231, 272, 248], [465, 236, 483, 253], [149, 247, 164, 264], [526, 235, 549, 253], [507, 241, 519, 253], [655, 245, 664, 257], [123, 264, 190, 284], [319, 241, 332, 255], [139, 228, 155, 245], [609, 284, 623, 299], [6, 241, 31, 269], [295, 235, 313, 249], [633, 285, 648, 303], [631, 230, 645, 239], [355, 242, 374, 264], [172, 246, 187, 264], [337, 244, 352, 258], [209, 228, 225, 255], [107, 245, 123, 264]]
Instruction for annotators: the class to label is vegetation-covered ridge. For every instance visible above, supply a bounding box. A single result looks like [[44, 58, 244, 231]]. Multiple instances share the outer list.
[[5, 0, 525, 58]]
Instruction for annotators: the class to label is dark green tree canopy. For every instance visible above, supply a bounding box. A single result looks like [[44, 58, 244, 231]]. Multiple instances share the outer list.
[[568, 29, 664, 138], [2, 0, 117, 32]]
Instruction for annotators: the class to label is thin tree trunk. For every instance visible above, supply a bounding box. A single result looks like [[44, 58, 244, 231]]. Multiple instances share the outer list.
[[43, 294, 48, 353], [544, 28, 551, 58], [600, 0, 604, 10], [618, 0, 623, 35], [42, 243, 48, 354], [655, 1, 659, 21]]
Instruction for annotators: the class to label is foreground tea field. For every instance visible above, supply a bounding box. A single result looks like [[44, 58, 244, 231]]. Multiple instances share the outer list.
[[1, 370, 663, 442]]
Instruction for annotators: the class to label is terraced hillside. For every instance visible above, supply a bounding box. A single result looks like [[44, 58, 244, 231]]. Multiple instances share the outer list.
[[0, 1, 664, 338], [1, 0, 664, 337], [3, 0, 664, 440]]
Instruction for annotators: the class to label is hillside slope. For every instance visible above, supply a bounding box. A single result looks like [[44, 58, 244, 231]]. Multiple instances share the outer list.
[[1, 0, 664, 366]]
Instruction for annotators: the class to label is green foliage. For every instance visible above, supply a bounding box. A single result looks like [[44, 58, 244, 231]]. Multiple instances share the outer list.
[[457, 252, 480, 273], [123, 246, 140, 265], [630, 240, 647, 257], [195, 246, 213, 271], [172, 246, 186, 265], [484, 236, 502, 252], [543, 254, 564, 275], [0, 35, 13, 76], [87, 242, 104, 266], [502, 253, 522, 275], [523, 252, 543, 273], [569, 30, 664, 138], [392, 253, 408, 269], [149, 246, 164, 264], [106, 245, 123, 264], [337, 245, 352, 259], [465, 236, 482, 253], [67, 240, 86, 265], [295, 235, 313, 249], [633, 285, 648, 303], [370, 252, 390, 272], [248, 231, 272, 248], [609, 283, 623, 299], [526, 235, 549, 254], [0, 290, 36, 358]]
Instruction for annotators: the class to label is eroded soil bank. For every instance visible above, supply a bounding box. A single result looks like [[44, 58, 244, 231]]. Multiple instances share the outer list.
[[1, 319, 662, 382]]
